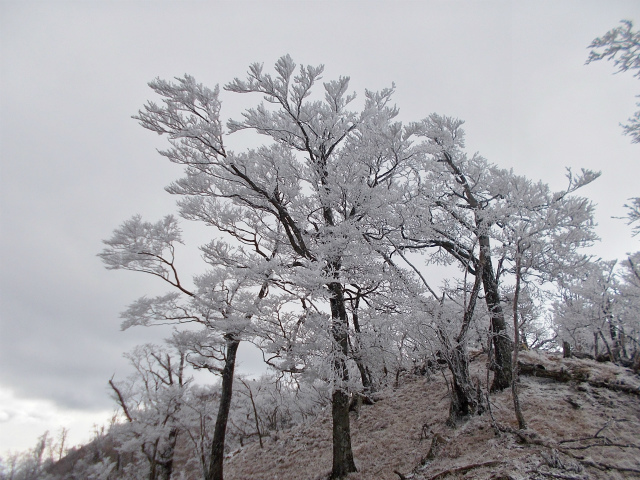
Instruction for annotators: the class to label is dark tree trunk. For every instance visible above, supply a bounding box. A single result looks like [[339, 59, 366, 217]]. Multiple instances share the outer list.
[[479, 234, 512, 391], [328, 281, 357, 479], [439, 146, 513, 392], [331, 388, 356, 478], [511, 255, 527, 430], [445, 269, 484, 426], [319, 167, 356, 478], [446, 343, 484, 426], [351, 301, 374, 394], [354, 357, 373, 394], [149, 450, 158, 480], [206, 337, 240, 480], [157, 428, 178, 480]]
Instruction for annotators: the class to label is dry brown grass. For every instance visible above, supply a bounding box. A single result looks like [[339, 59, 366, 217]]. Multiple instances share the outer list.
[[224, 353, 640, 480]]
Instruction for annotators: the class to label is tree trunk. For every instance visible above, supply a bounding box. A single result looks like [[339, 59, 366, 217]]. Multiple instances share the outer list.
[[149, 454, 158, 480], [446, 343, 484, 426], [439, 151, 511, 391], [331, 389, 356, 478], [351, 302, 374, 394], [445, 268, 484, 426], [511, 254, 527, 430], [329, 281, 357, 479], [157, 428, 178, 480], [605, 301, 622, 363], [479, 234, 512, 391], [206, 337, 240, 480], [354, 357, 372, 393]]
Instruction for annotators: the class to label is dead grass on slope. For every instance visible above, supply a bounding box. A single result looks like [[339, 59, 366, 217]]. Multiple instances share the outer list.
[[223, 374, 449, 480], [224, 353, 640, 480]]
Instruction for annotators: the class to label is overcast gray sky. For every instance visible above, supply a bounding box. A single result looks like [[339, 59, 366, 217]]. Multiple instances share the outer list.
[[1, 0, 638, 453]]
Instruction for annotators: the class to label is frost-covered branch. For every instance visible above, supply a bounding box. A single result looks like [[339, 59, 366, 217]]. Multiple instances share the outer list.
[[587, 20, 640, 142], [99, 215, 194, 297]]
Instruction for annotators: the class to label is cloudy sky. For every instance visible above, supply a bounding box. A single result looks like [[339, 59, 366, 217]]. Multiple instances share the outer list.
[[1, 0, 639, 454]]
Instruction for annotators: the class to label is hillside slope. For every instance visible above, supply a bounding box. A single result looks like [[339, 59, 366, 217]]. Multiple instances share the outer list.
[[224, 351, 640, 480]]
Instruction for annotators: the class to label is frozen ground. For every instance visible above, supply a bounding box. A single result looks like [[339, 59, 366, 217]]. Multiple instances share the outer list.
[[224, 351, 640, 480]]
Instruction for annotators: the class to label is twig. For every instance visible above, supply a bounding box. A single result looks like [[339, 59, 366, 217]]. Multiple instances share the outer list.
[[484, 391, 501, 436], [578, 458, 640, 475], [562, 442, 640, 451], [594, 419, 613, 438], [530, 471, 585, 480], [558, 419, 614, 445], [558, 436, 604, 445]]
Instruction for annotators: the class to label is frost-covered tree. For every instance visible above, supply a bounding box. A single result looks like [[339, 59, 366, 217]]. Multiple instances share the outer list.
[[494, 169, 598, 429], [587, 19, 640, 143], [130, 55, 423, 478], [362, 214, 490, 425], [227, 375, 326, 448], [100, 221, 275, 479], [109, 340, 188, 480], [554, 259, 619, 358], [617, 252, 640, 366], [587, 20, 640, 236], [0, 432, 49, 480], [100, 215, 275, 480], [623, 197, 640, 237], [387, 116, 598, 424], [434, 277, 487, 426], [396, 115, 515, 392], [554, 253, 640, 368]]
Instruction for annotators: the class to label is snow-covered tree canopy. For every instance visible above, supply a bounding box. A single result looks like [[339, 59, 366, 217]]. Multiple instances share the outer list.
[[95, 55, 627, 480]]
